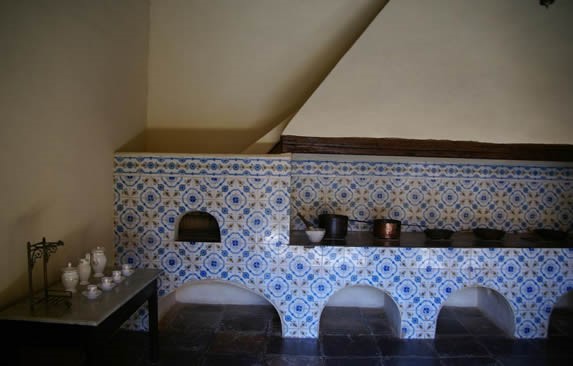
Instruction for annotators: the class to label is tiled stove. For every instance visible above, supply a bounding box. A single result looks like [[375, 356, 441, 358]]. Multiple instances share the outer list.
[[113, 153, 573, 338]]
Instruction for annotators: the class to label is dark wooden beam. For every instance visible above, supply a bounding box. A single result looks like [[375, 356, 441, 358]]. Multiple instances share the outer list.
[[273, 135, 573, 162]]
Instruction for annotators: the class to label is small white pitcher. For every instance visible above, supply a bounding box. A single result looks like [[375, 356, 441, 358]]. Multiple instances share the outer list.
[[91, 246, 107, 278], [78, 253, 91, 285]]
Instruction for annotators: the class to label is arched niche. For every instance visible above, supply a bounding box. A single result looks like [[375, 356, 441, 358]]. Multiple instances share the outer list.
[[176, 211, 221, 242], [319, 285, 401, 337], [162, 280, 283, 336], [436, 286, 515, 337], [548, 291, 573, 338]]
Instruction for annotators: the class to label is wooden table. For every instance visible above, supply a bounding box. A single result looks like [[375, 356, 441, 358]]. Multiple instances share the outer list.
[[0, 269, 161, 365]]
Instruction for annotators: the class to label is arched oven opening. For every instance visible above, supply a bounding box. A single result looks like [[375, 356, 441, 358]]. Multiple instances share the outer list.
[[177, 211, 221, 242]]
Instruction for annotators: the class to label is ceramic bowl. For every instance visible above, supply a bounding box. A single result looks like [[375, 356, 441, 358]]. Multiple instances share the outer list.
[[305, 229, 326, 243]]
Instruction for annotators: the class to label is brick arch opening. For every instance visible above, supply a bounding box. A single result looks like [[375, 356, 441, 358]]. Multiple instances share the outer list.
[[176, 211, 221, 242], [319, 285, 401, 337]]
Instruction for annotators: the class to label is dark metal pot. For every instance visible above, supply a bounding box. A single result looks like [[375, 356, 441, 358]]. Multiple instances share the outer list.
[[318, 214, 348, 239], [424, 229, 454, 240], [373, 219, 401, 239]]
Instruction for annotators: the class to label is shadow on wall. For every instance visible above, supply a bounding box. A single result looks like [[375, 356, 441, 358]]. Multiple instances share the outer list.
[[116, 130, 146, 152], [118, 127, 281, 154]]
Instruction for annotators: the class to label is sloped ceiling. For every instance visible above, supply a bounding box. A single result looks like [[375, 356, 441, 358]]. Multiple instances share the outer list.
[[283, 0, 573, 145], [145, 0, 388, 153]]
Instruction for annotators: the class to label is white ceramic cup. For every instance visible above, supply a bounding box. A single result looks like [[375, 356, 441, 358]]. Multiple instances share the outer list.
[[122, 264, 133, 276], [101, 277, 113, 286], [87, 284, 98, 293]]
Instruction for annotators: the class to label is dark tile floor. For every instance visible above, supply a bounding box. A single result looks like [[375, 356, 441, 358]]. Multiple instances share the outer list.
[[15, 305, 573, 365]]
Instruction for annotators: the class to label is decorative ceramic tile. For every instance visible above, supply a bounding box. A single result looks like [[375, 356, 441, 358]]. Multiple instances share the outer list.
[[290, 159, 573, 232], [115, 154, 573, 339]]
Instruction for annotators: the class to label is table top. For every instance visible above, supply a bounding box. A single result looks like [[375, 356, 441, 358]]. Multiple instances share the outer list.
[[0, 269, 161, 327]]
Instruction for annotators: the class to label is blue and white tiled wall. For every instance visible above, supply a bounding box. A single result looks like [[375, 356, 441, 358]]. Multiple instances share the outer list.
[[291, 155, 572, 232], [114, 153, 573, 338]]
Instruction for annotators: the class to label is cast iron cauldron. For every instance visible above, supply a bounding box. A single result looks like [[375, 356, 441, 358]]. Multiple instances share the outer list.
[[318, 214, 348, 239]]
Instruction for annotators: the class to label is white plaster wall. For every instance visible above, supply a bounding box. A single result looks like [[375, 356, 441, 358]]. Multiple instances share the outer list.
[[478, 288, 515, 336], [444, 288, 479, 307], [284, 0, 573, 144], [146, 0, 387, 153], [0, 0, 149, 308], [176, 282, 270, 305], [326, 286, 386, 308], [175, 283, 391, 308]]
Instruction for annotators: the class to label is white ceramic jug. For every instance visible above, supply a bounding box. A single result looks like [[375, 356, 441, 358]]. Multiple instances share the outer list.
[[61, 262, 79, 292], [91, 246, 107, 278], [78, 254, 91, 285]]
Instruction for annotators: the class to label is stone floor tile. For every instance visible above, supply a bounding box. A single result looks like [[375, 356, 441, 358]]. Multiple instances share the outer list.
[[207, 331, 267, 356], [19, 346, 86, 366], [159, 329, 214, 352], [476, 337, 546, 357], [266, 336, 321, 356], [495, 356, 553, 366], [382, 357, 442, 366], [138, 349, 202, 366], [219, 305, 274, 333], [376, 338, 437, 358], [322, 335, 380, 357], [433, 336, 490, 357], [202, 354, 264, 366], [439, 356, 501, 366], [265, 355, 323, 366], [324, 357, 382, 366]]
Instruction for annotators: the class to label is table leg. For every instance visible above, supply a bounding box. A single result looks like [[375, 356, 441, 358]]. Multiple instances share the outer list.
[[148, 279, 159, 363], [85, 344, 98, 366], [4, 340, 21, 366]]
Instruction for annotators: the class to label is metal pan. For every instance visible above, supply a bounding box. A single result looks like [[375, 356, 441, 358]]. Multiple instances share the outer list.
[[318, 214, 348, 239]]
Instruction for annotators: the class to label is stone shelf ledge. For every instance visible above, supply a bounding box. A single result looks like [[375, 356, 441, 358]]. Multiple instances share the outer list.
[[289, 230, 573, 249]]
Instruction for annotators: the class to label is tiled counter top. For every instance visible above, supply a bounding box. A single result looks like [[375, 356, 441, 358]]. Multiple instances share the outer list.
[[290, 231, 573, 248]]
